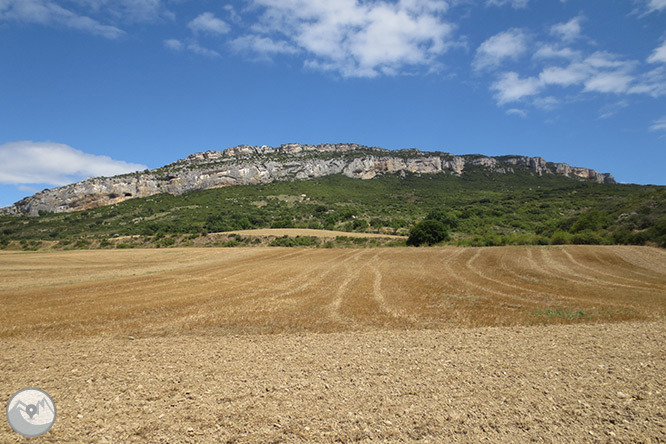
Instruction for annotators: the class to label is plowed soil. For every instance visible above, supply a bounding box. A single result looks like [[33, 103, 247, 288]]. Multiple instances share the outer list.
[[1, 246, 665, 442]]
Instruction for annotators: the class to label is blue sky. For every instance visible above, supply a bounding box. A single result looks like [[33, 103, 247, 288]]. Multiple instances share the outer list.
[[1, 0, 665, 207]]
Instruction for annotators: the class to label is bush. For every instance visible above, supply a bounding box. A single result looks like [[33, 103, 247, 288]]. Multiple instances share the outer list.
[[425, 209, 459, 229], [571, 231, 605, 245], [550, 230, 571, 245], [407, 220, 449, 246]]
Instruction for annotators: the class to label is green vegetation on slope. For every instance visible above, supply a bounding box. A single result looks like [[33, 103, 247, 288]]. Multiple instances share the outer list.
[[1, 170, 665, 249]]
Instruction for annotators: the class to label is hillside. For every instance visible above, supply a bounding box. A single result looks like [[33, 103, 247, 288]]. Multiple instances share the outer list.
[[0, 143, 664, 249], [1, 170, 665, 250], [2, 143, 615, 216]]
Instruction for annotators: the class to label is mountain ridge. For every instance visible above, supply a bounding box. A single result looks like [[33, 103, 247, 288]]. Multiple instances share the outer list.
[[2, 143, 616, 216]]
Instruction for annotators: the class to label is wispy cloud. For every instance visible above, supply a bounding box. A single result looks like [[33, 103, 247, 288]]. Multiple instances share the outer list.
[[0, 0, 125, 39], [598, 100, 629, 119], [163, 39, 220, 57], [230, 35, 299, 59], [486, 0, 529, 8], [647, 40, 666, 64], [78, 0, 174, 23], [506, 108, 527, 117], [533, 44, 580, 60], [649, 115, 666, 132], [234, 0, 456, 78], [473, 29, 528, 72], [636, 0, 666, 15], [0, 141, 147, 186]]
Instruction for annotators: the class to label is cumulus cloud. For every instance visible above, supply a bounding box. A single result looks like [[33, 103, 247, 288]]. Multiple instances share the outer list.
[[491, 72, 542, 104], [550, 16, 583, 43], [490, 47, 663, 107], [0, 0, 124, 38], [473, 29, 528, 71], [647, 40, 666, 64], [187, 12, 230, 35], [539, 63, 588, 86], [236, 0, 455, 77], [584, 72, 633, 94], [0, 141, 147, 186]]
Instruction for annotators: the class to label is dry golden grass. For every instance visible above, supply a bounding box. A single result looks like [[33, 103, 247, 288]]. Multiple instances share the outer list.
[[1, 245, 665, 339]]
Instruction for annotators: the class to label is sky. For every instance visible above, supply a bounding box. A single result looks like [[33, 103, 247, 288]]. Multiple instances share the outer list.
[[1, 0, 665, 208]]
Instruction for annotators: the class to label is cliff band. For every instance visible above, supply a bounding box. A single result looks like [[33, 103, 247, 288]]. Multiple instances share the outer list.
[[2, 143, 616, 216]]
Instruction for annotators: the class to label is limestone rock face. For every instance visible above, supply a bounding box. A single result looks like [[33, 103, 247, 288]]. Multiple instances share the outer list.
[[1, 143, 616, 216]]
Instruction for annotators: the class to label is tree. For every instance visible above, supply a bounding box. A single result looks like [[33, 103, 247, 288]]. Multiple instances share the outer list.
[[407, 220, 449, 246], [425, 209, 459, 229]]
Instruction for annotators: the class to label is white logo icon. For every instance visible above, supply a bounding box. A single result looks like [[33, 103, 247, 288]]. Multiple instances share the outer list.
[[6, 388, 56, 437]]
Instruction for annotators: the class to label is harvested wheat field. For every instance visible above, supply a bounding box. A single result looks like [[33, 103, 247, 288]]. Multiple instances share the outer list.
[[1, 245, 665, 442]]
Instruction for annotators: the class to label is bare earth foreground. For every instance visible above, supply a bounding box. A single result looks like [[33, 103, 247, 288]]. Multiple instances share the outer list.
[[1, 246, 665, 442]]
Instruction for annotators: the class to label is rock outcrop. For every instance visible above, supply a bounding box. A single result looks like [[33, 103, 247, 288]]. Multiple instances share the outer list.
[[1, 143, 616, 216]]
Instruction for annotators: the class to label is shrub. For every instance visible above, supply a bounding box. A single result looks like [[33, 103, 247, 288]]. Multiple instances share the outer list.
[[425, 209, 459, 229], [550, 231, 571, 245], [407, 220, 449, 246]]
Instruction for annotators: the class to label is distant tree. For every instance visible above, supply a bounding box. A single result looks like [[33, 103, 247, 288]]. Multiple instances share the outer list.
[[425, 209, 459, 229], [407, 220, 449, 246], [570, 210, 608, 233]]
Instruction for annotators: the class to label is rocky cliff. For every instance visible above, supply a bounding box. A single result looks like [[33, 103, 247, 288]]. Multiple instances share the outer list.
[[1, 143, 616, 216]]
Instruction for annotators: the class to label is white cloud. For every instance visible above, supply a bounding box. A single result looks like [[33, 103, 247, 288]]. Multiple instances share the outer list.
[[550, 16, 583, 43], [539, 64, 588, 86], [491, 72, 542, 104], [0, 0, 124, 38], [164, 39, 220, 57], [164, 38, 183, 51], [231, 35, 299, 57], [0, 141, 147, 186], [506, 108, 527, 117], [639, 0, 666, 14], [486, 0, 529, 8], [584, 72, 633, 93], [629, 66, 666, 97], [67, 0, 173, 22], [532, 96, 560, 110], [187, 12, 230, 35], [649, 115, 666, 132], [473, 29, 528, 71], [647, 40, 666, 64], [239, 0, 455, 77], [598, 100, 629, 119], [186, 42, 220, 58], [533, 44, 580, 60]]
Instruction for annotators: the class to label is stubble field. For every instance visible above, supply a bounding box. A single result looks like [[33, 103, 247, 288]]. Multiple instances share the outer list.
[[1, 245, 665, 442]]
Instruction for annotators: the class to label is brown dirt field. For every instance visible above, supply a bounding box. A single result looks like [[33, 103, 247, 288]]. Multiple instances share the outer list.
[[1, 246, 664, 338], [1, 246, 665, 442], [226, 228, 405, 239], [1, 324, 665, 443]]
